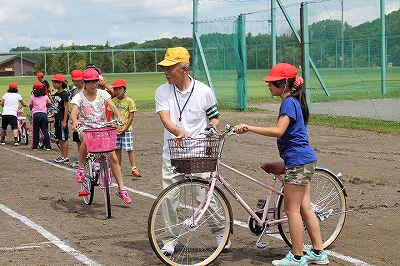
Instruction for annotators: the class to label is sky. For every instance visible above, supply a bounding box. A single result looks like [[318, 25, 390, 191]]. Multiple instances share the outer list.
[[0, 0, 398, 52]]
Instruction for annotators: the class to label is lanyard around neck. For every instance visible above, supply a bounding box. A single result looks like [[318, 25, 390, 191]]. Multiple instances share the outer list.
[[173, 80, 195, 121]]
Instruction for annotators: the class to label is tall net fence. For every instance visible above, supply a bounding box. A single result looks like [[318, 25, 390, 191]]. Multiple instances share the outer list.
[[194, 0, 400, 121]]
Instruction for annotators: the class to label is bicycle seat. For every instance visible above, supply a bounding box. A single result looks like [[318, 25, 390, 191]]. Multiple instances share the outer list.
[[261, 161, 285, 175]]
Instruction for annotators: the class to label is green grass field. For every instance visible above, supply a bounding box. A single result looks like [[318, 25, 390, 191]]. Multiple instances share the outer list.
[[1, 67, 398, 108], [1, 67, 399, 133]]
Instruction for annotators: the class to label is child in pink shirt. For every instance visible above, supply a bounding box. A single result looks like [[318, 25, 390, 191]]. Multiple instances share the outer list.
[[29, 82, 52, 150]]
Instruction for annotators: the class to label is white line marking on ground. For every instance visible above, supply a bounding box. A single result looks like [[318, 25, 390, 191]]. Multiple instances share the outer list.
[[0, 203, 101, 266], [2, 147, 373, 266], [0, 242, 51, 251]]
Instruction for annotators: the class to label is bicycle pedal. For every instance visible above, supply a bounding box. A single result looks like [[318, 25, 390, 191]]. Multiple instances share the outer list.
[[256, 242, 270, 249], [78, 191, 89, 197], [256, 199, 266, 209]]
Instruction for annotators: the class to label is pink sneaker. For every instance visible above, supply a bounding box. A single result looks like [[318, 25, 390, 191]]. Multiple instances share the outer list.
[[76, 168, 85, 183], [116, 190, 132, 204]]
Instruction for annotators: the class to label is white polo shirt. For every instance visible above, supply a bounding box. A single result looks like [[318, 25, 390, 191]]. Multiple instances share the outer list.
[[155, 75, 219, 159]]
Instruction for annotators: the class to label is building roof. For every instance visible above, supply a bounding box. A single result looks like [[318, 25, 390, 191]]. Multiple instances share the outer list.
[[0, 54, 37, 65]]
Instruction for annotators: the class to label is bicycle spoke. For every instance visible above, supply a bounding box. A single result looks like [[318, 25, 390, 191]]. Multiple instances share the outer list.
[[277, 168, 347, 249]]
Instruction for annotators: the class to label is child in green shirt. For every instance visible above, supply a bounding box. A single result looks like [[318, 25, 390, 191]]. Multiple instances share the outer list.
[[109, 79, 142, 180]]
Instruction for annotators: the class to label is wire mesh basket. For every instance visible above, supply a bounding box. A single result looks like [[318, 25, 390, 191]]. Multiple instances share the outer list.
[[168, 137, 220, 174], [83, 127, 117, 153]]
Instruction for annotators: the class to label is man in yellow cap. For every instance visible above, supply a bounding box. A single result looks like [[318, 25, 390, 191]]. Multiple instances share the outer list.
[[155, 47, 231, 255]]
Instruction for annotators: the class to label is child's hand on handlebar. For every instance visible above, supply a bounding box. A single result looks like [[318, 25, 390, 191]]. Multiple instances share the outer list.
[[116, 117, 125, 126], [72, 120, 80, 131], [234, 124, 249, 134]]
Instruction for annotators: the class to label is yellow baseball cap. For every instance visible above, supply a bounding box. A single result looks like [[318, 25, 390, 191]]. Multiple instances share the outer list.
[[157, 47, 190, 66]]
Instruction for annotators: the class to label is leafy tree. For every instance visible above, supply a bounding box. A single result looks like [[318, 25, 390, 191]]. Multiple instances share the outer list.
[[136, 51, 156, 72], [10, 46, 31, 52]]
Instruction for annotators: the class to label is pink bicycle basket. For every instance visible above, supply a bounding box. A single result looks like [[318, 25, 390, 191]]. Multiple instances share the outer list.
[[83, 127, 117, 153]]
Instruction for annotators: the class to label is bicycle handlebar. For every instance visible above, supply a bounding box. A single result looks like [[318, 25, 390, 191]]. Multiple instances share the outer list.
[[202, 124, 237, 139], [79, 119, 122, 129]]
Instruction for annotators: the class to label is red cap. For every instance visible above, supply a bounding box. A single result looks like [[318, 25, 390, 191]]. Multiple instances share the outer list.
[[263, 63, 298, 82], [33, 82, 45, 89], [8, 82, 18, 89], [112, 79, 127, 88], [51, 74, 67, 83], [83, 68, 99, 81], [36, 72, 44, 78], [70, 69, 83, 81]]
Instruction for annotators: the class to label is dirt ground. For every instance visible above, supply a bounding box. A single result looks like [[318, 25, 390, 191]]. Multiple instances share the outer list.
[[0, 110, 399, 266]]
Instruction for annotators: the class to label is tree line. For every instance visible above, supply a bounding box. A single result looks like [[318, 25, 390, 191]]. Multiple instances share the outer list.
[[8, 9, 400, 75]]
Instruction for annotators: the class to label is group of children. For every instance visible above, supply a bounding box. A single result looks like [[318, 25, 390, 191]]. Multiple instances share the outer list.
[[1, 68, 141, 204]]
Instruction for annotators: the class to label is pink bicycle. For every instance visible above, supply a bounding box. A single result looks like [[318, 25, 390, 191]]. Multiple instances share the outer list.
[[148, 125, 347, 266], [79, 120, 118, 218], [17, 108, 29, 145], [0, 108, 29, 145]]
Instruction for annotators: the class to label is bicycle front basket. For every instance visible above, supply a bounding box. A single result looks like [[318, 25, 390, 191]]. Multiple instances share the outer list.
[[168, 137, 219, 174], [84, 127, 117, 153]]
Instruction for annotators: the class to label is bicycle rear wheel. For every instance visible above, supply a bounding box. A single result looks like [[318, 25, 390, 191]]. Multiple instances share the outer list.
[[21, 125, 29, 145], [99, 155, 111, 218], [82, 157, 95, 205], [148, 178, 232, 266], [38, 131, 47, 149], [277, 168, 347, 249]]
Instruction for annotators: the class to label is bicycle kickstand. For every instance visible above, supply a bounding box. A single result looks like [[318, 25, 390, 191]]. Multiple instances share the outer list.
[[255, 225, 270, 249]]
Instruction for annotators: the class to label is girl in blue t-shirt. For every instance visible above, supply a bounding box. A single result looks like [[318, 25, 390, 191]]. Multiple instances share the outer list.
[[234, 63, 329, 266]]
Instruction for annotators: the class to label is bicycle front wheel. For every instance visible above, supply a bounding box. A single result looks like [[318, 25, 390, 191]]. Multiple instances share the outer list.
[[82, 157, 95, 205], [148, 179, 232, 266], [99, 156, 111, 218], [277, 168, 347, 249]]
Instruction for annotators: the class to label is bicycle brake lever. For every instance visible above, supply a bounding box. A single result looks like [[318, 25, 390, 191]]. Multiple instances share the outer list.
[[225, 124, 238, 136], [202, 126, 217, 136]]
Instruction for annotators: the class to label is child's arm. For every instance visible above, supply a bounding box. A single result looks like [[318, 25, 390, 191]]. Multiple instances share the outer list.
[[62, 100, 69, 128], [28, 97, 33, 110], [46, 96, 52, 106], [118, 112, 134, 134], [19, 99, 29, 108], [125, 112, 134, 130], [234, 114, 290, 138], [71, 104, 80, 131]]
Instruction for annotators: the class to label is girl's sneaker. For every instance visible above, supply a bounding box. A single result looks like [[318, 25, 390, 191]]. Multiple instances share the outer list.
[[54, 157, 70, 163], [272, 251, 308, 266], [304, 249, 329, 264], [116, 190, 132, 204], [76, 168, 85, 183], [132, 167, 141, 180]]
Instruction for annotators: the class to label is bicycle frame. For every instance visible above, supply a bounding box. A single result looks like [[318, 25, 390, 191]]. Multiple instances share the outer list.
[[17, 116, 27, 133], [185, 125, 347, 247], [216, 161, 287, 227], [189, 159, 286, 232], [17, 115, 29, 145], [94, 153, 113, 189]]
